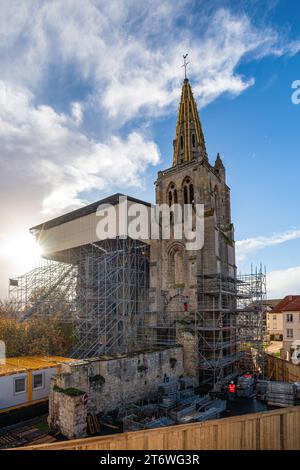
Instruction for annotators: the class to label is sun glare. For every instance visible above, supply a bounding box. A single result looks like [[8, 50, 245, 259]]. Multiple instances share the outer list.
[[0, 233, 42, 273]]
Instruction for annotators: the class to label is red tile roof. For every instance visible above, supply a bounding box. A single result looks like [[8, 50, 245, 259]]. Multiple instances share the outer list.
[[273, 295, 300, 312]]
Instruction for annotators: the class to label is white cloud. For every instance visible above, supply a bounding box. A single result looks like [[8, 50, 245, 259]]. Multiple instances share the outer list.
[[0, 80, 160, 215], [0, 1, 299, 125], [71, 102, 83, 126], [0, 1, 298, 217], [236, 229, 300, 262], [267, 266, 300, 298]]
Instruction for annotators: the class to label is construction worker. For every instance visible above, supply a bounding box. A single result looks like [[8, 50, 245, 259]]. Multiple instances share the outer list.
[[227, 381, 236, 410]]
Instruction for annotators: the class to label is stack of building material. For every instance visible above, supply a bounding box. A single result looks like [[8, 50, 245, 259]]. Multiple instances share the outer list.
[[191, 400, 227, 423], [157, 379, 179, 408], [237, 376, 254, 398], [256, 380, 269, 401], [160, 395, 177, 408], [175, 399, 226, 424], [144, 417, 174, 429], [266, 381, 295, 407]]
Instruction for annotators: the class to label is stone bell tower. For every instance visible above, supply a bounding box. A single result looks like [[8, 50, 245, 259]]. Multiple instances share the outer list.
[[149, 77, 237, 387]]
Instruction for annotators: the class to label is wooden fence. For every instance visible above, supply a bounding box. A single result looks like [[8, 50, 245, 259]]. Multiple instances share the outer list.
[[265, 353, 300, 382], [21, 406, 300, 450]]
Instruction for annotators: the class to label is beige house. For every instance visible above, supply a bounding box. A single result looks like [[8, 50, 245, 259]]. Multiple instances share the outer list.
[[272, 296, 300, 360], [266, 299, 283, 341]]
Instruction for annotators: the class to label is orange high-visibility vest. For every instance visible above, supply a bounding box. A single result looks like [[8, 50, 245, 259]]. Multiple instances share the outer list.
[[228, 383, 236, 393]]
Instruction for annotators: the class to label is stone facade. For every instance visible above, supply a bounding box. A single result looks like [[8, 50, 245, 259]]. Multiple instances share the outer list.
[[48, 347, 183, 439]]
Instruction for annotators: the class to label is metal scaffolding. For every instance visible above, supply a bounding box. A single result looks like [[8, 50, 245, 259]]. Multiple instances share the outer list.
[[236, 266, 267, 374], [196, 267, 267, 391], [9, 238, 149, 358], [197, 273, 237, 390]]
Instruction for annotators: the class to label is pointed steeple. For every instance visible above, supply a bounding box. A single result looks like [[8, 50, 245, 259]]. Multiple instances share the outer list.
[[215, 153, 224, 169], [214, 153, 225, 180], [173, 78, 207, 166]]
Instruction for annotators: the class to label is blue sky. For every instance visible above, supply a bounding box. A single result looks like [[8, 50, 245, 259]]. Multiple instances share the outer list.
[[0, 0, 300, 298]]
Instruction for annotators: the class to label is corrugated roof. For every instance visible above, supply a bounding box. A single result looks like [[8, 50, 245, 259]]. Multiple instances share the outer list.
[[0, 356, 74, 376], [30, 193, 151, 232]]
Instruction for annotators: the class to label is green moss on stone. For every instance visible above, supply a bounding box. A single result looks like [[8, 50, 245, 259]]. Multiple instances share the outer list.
[[53, 385, 85, 397]]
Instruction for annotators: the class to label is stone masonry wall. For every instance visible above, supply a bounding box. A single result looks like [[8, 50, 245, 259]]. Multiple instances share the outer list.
[[48, 346, 184, 439]]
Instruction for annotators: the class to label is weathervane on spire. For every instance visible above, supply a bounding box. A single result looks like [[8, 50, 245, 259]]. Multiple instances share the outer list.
[[182, 54, 189, 79]]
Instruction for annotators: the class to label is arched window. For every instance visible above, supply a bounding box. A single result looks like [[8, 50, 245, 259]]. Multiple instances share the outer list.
[[182, 177, 194, 205], [167, 183, 177, 210], [174, 189, 178, 204], [184, 186, 188, 204], [168, 244, 184, 286]]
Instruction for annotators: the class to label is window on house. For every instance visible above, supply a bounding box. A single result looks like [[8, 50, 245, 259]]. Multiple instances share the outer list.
[[287, 329, 293, 338], [14, 377, 26, 394], [33, 373, 44, 390], [273, 315, 277, 320], [287, 314, 293, 322]]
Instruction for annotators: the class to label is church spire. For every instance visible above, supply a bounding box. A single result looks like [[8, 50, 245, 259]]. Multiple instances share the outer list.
[[172, 78, 207, 167]]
